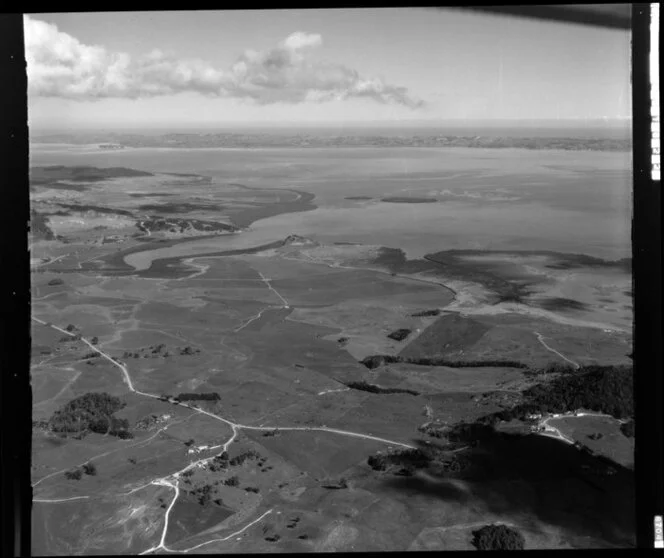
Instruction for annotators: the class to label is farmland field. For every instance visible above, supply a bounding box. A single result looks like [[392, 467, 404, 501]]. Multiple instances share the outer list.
[[29, 141, 633, 553]]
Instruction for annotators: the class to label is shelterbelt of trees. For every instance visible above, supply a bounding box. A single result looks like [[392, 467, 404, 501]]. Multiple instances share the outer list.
[[360, 355, 528, 370]]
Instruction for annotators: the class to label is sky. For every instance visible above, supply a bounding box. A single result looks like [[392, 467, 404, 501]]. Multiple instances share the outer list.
[[24, 9, 632, 130]]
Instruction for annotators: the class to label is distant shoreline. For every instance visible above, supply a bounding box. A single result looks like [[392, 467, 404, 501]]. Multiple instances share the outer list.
[[29, 133, 631, 153]]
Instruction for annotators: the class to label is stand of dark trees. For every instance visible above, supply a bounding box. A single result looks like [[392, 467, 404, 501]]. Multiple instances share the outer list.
[[174, 392, 221, 402], [64, 462, 97, 480], [387, 329, 412, 341], [411, 309, 441, 317], [345, 381, 420, 396], [321, 478, 348, 489], [208, 452, 229, 472], [64, 469, 82, 480], [620, 419, 635, 438], [437, 365, 634, 433], [472, 524, 526, 550], [229, 450, 261, 467], [360, 354, 527, 370], [525, 361, 577, 376], [494, 365, 632, 421], [224, 475, 240, 487], [49, 392, 133, 439]]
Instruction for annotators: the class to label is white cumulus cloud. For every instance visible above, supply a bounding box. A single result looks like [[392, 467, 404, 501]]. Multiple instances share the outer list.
[[24, 16, 425, 108]]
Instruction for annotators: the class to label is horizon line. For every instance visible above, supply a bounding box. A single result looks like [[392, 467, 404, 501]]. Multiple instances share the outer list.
[[30, 118, 633, 133]]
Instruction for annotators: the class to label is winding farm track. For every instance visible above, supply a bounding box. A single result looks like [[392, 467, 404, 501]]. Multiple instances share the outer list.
[[534, 331, 580, 369], [33, 496, 91, 503], [258, 271, 290, 308], [31, 315, 415, 554]]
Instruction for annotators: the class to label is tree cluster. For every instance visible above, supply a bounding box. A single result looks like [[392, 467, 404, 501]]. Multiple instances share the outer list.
[[472, 524, 525, 550], [360, 354, 527, 370], [208, 452, 229, 472], [411, 309, 441, 317], [474, 365, 634, 425], [64, 462, 97, 480], [223, 475, 240, 487], [122, 343, 199, 359], [527, 361, 577, 376], [345, 381, 420, 396], [387, 329, 412, 341], [229, 450, 261, 467], [64, 469, 82, 480], [49, 392, 132, 439], [175, 392, 221, 402], [321, 478, 348, 489], [523, 365, 633, 419], [188, 484, 214, 506], [620, 419, 635, 438]]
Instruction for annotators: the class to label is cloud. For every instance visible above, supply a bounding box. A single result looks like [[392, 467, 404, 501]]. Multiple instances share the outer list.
[[24, 16, 425, 108]]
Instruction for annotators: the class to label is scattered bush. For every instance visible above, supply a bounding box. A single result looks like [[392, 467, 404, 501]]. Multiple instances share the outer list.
[[47, 278, 64, 286], [244, 486, 260, 493], [179, 346, 200, 355], [321, 478, 348, 489], [187, 483, 214, 506], [82, 462, 97, 476], [224, 475, 239, 487], [472, 524, 525, 550], [387, 328, 412, 341], [64, 468, 83, 480]]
